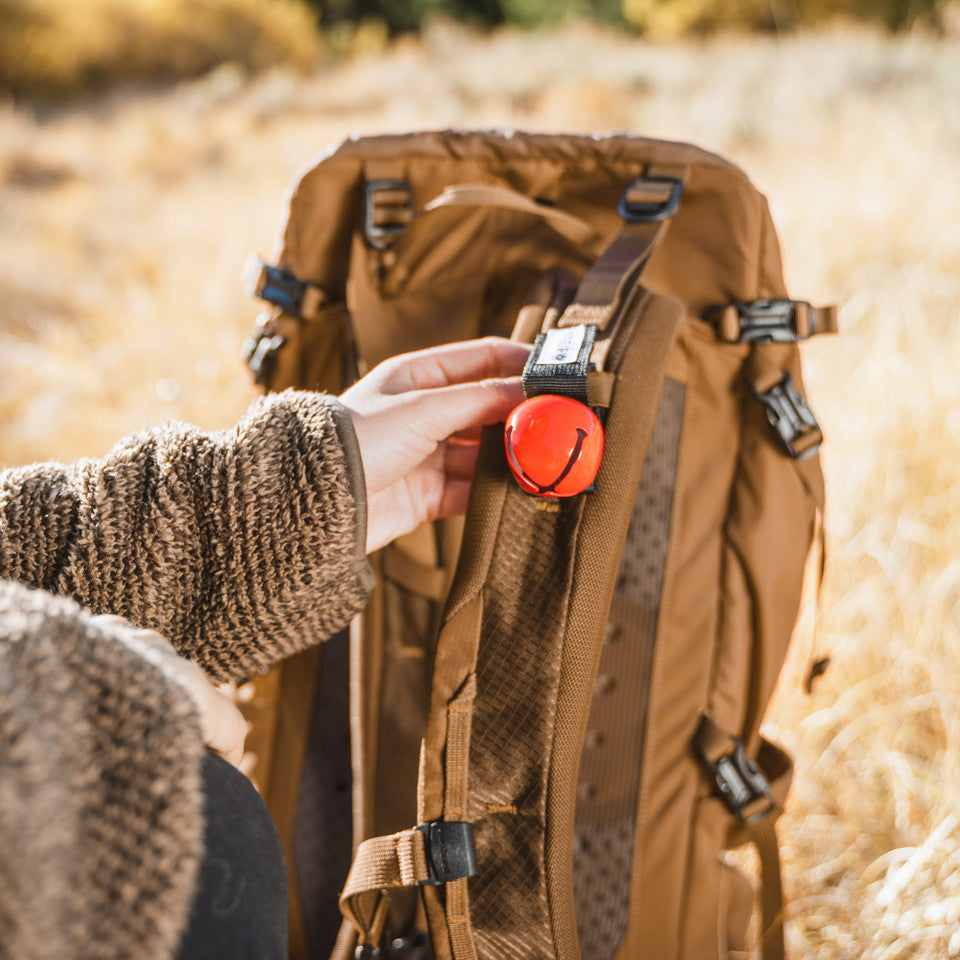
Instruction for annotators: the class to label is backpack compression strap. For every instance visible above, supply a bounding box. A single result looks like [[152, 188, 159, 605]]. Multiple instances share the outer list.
[[695, 715, 788, 960]]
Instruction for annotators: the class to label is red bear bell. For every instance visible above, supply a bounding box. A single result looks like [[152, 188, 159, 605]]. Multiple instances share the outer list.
[[503, 394, 605, 498]]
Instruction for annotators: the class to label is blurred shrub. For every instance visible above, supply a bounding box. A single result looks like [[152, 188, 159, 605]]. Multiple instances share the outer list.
[[316, 0, 957, 31], [0, 0, 321, 100], [621, 0, 959, 33], [2, 0, 956, 101]]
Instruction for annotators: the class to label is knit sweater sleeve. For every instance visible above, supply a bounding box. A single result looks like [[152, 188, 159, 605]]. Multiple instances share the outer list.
[[0, 390, 375, 682], [0, 580, 205, 960]]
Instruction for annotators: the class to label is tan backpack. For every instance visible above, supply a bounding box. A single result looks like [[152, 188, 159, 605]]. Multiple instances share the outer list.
[[239, 130, 836, 960]]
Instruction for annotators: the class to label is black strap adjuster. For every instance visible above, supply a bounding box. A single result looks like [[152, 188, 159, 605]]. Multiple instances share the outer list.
[[618, 175, 684, 223], [241, 316, 286, 386], [752, 373, 822, 460], [365, 179, 414, 250], [734, 299, 803, 342], [703, 737, 775, 824], [243, 256, 325, 320], [415, 821, 478, 885], [731, 299, 814, 343]]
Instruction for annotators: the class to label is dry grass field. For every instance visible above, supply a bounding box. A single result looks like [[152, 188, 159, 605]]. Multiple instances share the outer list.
[[2, 19, 959, 958]]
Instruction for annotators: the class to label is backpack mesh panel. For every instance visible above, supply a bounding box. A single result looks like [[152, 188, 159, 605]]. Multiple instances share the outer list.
[[467, 488, 586, 959]]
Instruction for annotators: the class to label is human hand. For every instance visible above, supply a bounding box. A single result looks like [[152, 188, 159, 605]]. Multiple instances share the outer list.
[[93, 615, 248, 767], [339, 337, 530, 553]]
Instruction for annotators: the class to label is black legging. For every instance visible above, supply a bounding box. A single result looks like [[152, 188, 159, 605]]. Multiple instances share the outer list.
[[175, 754, 289, 960]]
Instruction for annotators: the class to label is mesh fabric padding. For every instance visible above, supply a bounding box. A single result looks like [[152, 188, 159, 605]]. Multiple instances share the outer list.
[[467, 486, 586, 959], [573, 379, 686, 960]]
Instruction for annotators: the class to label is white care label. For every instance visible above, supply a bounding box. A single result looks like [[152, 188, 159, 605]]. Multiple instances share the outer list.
[[539, 325, 587, 365]]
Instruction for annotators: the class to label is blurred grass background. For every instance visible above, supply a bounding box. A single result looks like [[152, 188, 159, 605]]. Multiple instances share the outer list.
[[2, 1, 960, 957]]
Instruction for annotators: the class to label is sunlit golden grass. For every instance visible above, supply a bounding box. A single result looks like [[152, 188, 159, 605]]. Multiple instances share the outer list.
[[2, 20, 959, 957]]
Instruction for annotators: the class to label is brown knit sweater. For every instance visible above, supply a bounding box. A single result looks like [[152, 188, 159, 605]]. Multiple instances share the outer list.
[[0, 389, 374, 960]]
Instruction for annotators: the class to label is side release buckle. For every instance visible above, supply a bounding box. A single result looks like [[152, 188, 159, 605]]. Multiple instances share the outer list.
[[241, 316, 285, 387], [414, 821, 478, 886], [702, 737, 775, 824], [365, 179, 414, 250], [751, 373, 822, 460], [617, 175, 684, 223], [243, 255, 325, 320], [733, 299, 807, 342]]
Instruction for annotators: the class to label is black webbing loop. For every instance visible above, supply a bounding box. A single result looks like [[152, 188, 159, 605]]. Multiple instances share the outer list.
[[521, 323, 598, 404], [558, 173, 685, 331]]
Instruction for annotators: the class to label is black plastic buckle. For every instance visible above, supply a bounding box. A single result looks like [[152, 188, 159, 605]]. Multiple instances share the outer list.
[[415, 821, 478, 885], [365, 179, 414, 250], [752, 373, 822, 460], [241, 317, 286, 387], [387, 934, 431, 959], [618, 175, 683, 223], [243, 256, 324, 321], [733, 299, 807, 343], [705, 738, 775, 824]]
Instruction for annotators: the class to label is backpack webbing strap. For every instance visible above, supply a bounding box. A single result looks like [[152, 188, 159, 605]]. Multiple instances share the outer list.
[[710, 299, 838, 343], [695, 716, 785, 960], [746, 349, 825, 505], [339, 828, 429, 942], [558, 175, 684, 332], [425, 183, 601, 248], [441, 675, 479, 960], [340, 674, 479, 957]]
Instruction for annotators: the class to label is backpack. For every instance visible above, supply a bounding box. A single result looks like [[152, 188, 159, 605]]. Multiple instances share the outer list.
[[238, 129, 836, 960]]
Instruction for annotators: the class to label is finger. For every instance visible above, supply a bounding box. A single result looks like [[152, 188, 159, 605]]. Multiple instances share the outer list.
[[349, 376, 523, 496], [436, 476, 473, 520], [404, 376, 525, 443], [450, 425, 483, 443], [445, 438, 480, 480], [189, 672, 249, 767], [375, 337, 531, 395]]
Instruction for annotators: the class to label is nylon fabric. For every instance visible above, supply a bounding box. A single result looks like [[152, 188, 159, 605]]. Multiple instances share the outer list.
[[467, 486, 586, 959], [425, 184, 600, 247], [443, 675, 479, 960], [573, 378, 685, 960], [339, 829, 430, 940], [238, 129, 833, 960]]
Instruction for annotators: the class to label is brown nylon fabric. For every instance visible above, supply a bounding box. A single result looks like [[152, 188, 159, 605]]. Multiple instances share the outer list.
[[573, 378, 685, 960], [239, 129, 830, 960], [467, 481, 587, 958]]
